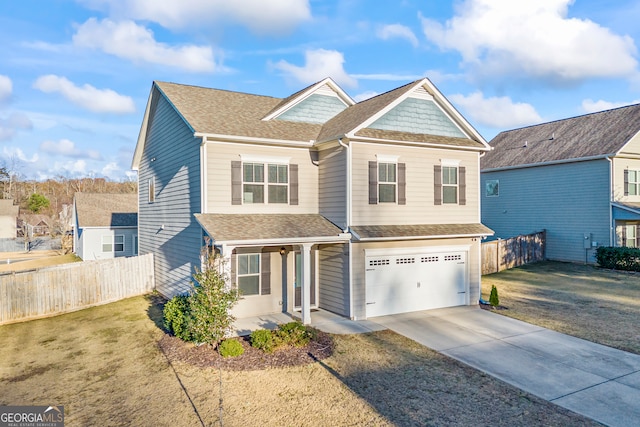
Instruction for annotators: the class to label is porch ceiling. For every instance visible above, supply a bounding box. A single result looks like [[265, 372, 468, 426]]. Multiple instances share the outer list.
[[195, 213, 350, 245], [351, 223, 494, 241]]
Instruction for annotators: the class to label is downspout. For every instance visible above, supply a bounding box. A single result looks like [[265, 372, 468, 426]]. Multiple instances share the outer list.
[[478, 151, 488, 305], [606, 156, 614, 246], [338, 137, 355, 319]]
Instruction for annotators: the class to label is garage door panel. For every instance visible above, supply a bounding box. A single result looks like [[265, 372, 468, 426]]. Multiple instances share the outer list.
[[366, 250, 467, 318]]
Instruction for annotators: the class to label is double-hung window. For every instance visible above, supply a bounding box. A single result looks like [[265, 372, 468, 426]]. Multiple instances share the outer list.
[[268, 164, 288, 203], [114, 235, 125, 252], [442, 166, 458, 204], [243, 163, 264, 203], [242, 162, 289, 204], [628, 170, 639, 196], [102, 236, 112, 252], [378, 162, 396, 203], [237, 253, 260, 295]]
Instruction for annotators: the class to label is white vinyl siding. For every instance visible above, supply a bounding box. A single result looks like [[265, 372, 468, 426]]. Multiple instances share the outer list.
[[318, 243, 350, 316], [318, 147, 347, 230]]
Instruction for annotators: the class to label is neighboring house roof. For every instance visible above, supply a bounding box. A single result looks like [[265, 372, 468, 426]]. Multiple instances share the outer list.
[[194, 214, 350, 245], [0, 199, 19, 216], [20, 214, 50, 226], [482, 103, 640, 170], [74, 193, 138, 228], [133, 77, 490, 169], [350, 223, 494, 241]]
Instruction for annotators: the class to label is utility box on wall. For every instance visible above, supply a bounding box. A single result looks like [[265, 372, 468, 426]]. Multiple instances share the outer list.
[[583, 233, 592, 249]]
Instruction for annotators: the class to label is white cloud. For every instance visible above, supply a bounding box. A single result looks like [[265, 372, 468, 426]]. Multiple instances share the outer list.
[[272, 49, 357, 88], [78, 0, 311, 35], [0, 112, 33, 141], [33, 75, 136, 114], [351, 73, 424, 81], [0, 75, 12, 103], [377, 24, 419, 47], [421, 0, 638, 83], [581, 98, 640, 113], [449, 91, 542, 128], [101, 161, 120, 177], [2, 147, 39, 164], [73, 18, 217, 73], [40, 139, 103, 160]]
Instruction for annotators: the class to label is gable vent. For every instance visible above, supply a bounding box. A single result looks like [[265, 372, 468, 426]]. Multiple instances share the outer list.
[[409, 86, 433, 101]]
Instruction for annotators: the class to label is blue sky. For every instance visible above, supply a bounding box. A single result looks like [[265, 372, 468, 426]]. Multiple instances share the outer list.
[[1, 0, 640, 181]]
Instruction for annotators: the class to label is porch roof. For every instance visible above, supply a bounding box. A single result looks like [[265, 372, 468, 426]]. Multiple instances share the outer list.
[[350, 223, 494, 241], [612, 202, 640, 220], [194, 213, 351, 246]]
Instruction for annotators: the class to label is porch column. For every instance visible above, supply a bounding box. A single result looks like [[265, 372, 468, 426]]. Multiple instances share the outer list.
[[220, 244, 235, 290], [300, 243, 313, 325]]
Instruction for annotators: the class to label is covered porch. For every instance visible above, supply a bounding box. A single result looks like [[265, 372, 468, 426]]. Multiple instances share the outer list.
[[194, 213, 351, 324], [612, 202, 640, 247]]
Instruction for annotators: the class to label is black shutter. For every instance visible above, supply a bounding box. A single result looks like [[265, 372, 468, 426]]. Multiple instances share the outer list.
[[231, 161, 242, 205], [434, 165, 442, 205], [261, 251, 271, 295], [369, 161, 378, 204], [459, 166, 466, 205], [622, 226, 627, 246], [624, 169, 629, 196], [289, 164, 298, 205], [398, 163, 406, 205]]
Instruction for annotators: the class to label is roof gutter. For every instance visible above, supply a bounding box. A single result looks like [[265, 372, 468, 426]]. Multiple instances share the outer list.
[[210, 233, 352, 248], [195, 132, 315, 148], [482, 153, 616, 173], [355, 232, 494, 242], [347, 135, 492, 152]]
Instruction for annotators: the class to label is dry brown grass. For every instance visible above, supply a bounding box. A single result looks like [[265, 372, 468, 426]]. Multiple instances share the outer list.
[[0, 294, 599, 426], [0, 251, 80, 273], [482, 261, 640, 354]]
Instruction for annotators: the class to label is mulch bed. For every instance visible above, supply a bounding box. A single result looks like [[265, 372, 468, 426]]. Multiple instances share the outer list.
[[158, 330, 335, 371]]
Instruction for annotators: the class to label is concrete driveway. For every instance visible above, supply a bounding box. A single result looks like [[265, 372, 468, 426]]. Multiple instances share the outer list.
[[372, 306, 640, 427]]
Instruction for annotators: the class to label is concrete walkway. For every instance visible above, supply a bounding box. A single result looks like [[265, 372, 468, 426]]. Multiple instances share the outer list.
[[372, 306, 640, 427]]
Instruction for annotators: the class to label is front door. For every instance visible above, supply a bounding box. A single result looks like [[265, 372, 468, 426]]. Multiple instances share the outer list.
[[294, 252, 316, 310]]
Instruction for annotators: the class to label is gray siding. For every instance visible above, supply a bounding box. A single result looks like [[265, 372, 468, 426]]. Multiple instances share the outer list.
[[481, 159, 611, 263], [318, 145, 348, 230], [318, 243, 349, 316], [77, 227, 137, 260], [138, 88, 202, 298]]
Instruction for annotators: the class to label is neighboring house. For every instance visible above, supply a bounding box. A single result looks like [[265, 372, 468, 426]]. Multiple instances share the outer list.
[[132, 78, 493, 323], [20, 214, 51, 236], [481, 105, 640, 264], [0, 199, 18, 238], [72, 193, 138, 260]]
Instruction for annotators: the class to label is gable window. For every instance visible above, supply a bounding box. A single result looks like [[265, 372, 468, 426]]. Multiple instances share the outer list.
[[626, 170, 639, 196], [434, 162, 466, 205], [268, 164, 288, 203], [148, 177, 155, 203], [378, 163, 396, 203], [243, 163, 264, 203], [102, 236, 112, 252], [237, 253, 260, 295]]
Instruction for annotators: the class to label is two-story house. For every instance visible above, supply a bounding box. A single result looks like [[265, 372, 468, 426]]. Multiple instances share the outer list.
[[132, 78, 493, 323], [481, 104, 640, 263]]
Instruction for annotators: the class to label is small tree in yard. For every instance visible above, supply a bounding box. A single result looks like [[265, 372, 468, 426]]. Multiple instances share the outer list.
[[187, 258, 239, 346], [489, 285, 500, 308], [28, 193, 50, 213]]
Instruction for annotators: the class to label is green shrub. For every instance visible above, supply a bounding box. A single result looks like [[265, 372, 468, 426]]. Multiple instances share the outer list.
[[163, 294, 192, 341], [596, 246, 640, 272], [276, 322, 311, 347], [218, 339, 245, 358], [489, 285, 500, 307], [250, 329, 276, 353]]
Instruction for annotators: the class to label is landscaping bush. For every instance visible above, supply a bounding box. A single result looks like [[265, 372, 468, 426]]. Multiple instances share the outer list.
[[276, 322, 312, 347], [217, 339, 245, 358], [250, 329, 276, 353], [163, 294, 192, 341], [596, 246, 640, 272], [489, 285, 500, 307]]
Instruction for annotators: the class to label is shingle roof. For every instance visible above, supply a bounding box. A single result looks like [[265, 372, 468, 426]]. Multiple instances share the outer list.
[[482, 104, 640, 170], [194, 214, 349, 243], [74, 193, 138, 228], [351, 223, 494, 240]]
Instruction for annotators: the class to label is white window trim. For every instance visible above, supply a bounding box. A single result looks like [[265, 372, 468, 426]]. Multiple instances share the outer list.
[[242, 162, 289, 204], [376, 154, 399, 163], [441, 159, 461, 167], [237, 253, 261, 296], [442, 165, 459, 204], [378, 161, 397, 203], [629, 169, 640, 196], [241, 154, 290, 164]]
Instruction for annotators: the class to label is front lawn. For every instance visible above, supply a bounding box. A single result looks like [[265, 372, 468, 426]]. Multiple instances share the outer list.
[[0, 294, 598, 426], [482, 261, 640, 354]]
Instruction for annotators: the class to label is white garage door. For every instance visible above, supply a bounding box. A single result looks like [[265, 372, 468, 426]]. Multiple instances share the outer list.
[[365, 248, 468, 318]]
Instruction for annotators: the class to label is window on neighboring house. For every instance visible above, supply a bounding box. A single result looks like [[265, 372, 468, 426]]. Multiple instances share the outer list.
[[102, 236, 112, 252], [148, 177, 155, 203], [627, 170, 639, 196], [243, 163, 264, 203], [237, 253, 260, 295], [268, 164, 288, 203], [486, 180, 499, 197], [133, 235, 138, 255], [114, 235, 125, 252], [378, 163, 397, 203], [442, 166, 458, 204]]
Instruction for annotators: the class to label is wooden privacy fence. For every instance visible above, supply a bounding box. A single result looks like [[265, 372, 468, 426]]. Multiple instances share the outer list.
[[482, 230, 546, 275], [0, 253, 155, 325]]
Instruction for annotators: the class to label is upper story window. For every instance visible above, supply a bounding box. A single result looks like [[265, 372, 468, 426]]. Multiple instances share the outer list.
[[434, 161, 466, 205], [626, 170, 639, 196], [148, 177, 155, 203], [233, 157, 298, 206], [378, 163, 396, 203]]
